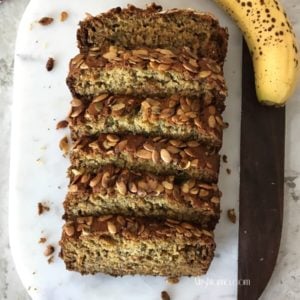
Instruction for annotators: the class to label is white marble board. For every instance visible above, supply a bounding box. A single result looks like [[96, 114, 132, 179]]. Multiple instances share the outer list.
[[9, 0, 242, 299]]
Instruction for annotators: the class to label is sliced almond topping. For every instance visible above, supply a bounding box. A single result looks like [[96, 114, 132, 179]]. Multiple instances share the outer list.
[[98, 215, 113, 222], [106, 134, 120, 143], [93, 94, 109, 103], [160, 149, 172, 163], [208, 115, 216, 128], [59, 136, 69, 155], [152, 150, 160, 164], [89, 174, 102, 188], [116, 181, 127, 195], [132, 49, 149, 56], [101, 172, 110, 188], [111, 103, 125, 112], [103, 51, 117, 60], [181, 182, 190, 193], [211, 196, 220, 204], [199, 70, 212, 78], [162, 181, 173, 190], [157, 64, 170, 71], [136, 149, 152, 160], [71, 98, 82, 107], [129, 182, 138, 193], [199, 189, 209, 197], [183, 63, 198, 73], [107, 221, 117, 234], [64, 225, 75, 236], [187, 141, 199, 148]]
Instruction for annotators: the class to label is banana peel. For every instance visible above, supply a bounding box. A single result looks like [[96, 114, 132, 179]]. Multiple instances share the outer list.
[[214, 0, 299, 106]]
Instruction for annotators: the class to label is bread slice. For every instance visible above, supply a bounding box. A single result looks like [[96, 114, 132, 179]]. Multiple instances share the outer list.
[[66, 47, 227, 100], [70, 134, 220, 182], [68, 94, 225, 147], [77, 4, 228, 64], [64, 165, 221, 227], [60, 215, 215, 276]]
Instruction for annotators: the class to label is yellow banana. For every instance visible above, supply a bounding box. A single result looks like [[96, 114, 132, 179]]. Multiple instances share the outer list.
[[214, 0, 299, 106]]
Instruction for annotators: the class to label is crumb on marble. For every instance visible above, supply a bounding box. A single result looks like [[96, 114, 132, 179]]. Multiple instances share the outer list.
[[56, 120, 68, 130], [36, 158, 43, 164], [59, 136, 69, 155], [38, 202, 50, 215], [48, 255, 54, 264], [226, 168, 231, 175], [60, 11, 69, 22], [223, 122, 229, 129], [161, 291, 171, 300], [38, 17, 54, 26], [44, 245, 55, 257], [222, 155, 228, 163], [167, 277, 180, 284], [39, 237, 47, 244], [227, 209, 237, 224], [46, 57, 55, 71]]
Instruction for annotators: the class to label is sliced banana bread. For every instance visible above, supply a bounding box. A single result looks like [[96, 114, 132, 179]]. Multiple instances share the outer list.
[[64, 165, 221, 227], [60, 215, 215, 276], [68, 95, 225, 147], [70, 134, 220, 182], [77, 4, 228, 64], [66, 47, 227, 100]]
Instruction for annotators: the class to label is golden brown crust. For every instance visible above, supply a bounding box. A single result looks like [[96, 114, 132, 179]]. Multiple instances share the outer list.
[[77, 3, 228, 63], [68, 94, 225, 147], [60, 214, 216, 276], [61, 214, 215, 240], [70, 134, 220, 182], [66, 47, 227, 100], [64, 165, 221, 227]]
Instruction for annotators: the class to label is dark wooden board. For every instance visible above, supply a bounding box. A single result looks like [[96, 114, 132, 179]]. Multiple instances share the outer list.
[[238, 40, 285, 300]]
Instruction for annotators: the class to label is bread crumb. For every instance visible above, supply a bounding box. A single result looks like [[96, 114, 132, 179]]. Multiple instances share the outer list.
[[44, 245, 55, 257], [38, 202, 50, 215], [161, 291, 171, 300], [60, 11, 69, 22], [47, 255, 54, 264], [167, 276, 180, 284], [46, 57, 55, 71], [226, 168, 231, 175], [59, 136, 69, 155], [56, 120, 68, 130], [227, 209, 237, 224], [222, 155, 228, 163], [38, 17, 54, 26], [38, 237, 47, 244]]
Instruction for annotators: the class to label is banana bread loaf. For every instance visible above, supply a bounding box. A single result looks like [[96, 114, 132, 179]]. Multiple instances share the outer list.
[[70, 134, 220, 182], [77, 3, 228, 64], [64, 165, 221, 227], [66, 47, 227, 100], [68, 94, 225, 147], [60, 215, 216, 276]]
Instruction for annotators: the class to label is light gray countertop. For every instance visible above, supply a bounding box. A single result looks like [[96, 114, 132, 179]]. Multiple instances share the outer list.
[[0, 0, 299, 299]]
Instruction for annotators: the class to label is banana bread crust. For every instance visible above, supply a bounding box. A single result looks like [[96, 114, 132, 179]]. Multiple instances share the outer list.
[[70, 134, 220, 182], [60, 215, 216, 276], [77, 3, 228, 64], [68, 94, 224, 147], [66, 47, 227, 100], [64, 165, 221, 227]]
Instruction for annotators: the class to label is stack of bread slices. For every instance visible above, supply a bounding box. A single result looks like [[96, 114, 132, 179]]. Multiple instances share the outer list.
[[60, 3, 228, 277]]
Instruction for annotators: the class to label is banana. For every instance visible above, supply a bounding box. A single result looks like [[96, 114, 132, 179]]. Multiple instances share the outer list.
[[214, 0, 299, 106]]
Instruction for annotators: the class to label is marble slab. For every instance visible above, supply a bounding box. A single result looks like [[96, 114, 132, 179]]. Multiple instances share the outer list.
[[9, 0, 242, 299]]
